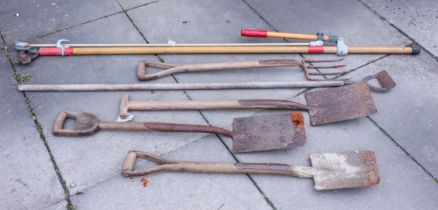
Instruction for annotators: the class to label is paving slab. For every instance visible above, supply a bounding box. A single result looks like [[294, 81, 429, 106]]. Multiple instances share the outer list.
[[362, 0, 438, 57], [0, 0, 122, 44], [0, 51, 65, 208], [337, 52, 438, 178], [243, 0, 411, 75], [128, 0, 307, 126], [235, 105, 438, 209], [18, 13, 212, 195], [71, 135, 271, 210]]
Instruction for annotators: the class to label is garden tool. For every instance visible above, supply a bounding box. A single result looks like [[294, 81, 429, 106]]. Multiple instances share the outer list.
[[15, 31, 419, 64], [52, 111, 306, 153], [17, 70, 394, 92], [122, 150, 380, 190], [137, 59, 347, 81], [118, 82, 378, 125], [241, 29, 420, 56]]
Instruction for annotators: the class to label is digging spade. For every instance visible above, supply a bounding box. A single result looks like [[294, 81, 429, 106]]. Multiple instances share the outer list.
[[122, 150, 380, 190], [52, 112, 306, 153]]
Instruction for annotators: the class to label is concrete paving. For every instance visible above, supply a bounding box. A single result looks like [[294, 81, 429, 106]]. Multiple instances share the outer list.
[[362, 0, 438, 57], [17, 13, 214, 196], [1, 0, 437, 209], [71, 135, 271, 210], [339, 52, 438, 177], [0, 0, 123, 44], [0, 49, 65, 208]]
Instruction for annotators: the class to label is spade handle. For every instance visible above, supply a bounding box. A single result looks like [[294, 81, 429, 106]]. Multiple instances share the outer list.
[[99, 122, 233, 136], [119, 98, 309, 119], [137, 59, 303, 80], [122, 151, 314, 178]]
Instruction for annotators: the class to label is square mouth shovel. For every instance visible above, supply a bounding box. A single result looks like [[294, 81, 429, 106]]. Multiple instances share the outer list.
[[52, 111, 306, 153], [122, 150, 380, 190]]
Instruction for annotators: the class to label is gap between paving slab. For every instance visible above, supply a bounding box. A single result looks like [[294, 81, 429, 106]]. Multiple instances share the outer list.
[[358, 0, 438, 61], [70, 135, 273, 210], [1, 32, 73, 210], [18, 12, 215, 201], [239, 0, 436, 180], [118, 2, 277, 208]]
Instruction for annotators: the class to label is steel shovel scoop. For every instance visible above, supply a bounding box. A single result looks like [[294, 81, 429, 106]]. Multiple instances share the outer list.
[[52, 111, 306, 153], [122, 150, 380, 190]]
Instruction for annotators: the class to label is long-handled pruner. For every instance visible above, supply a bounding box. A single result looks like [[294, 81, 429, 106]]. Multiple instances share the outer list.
[[122, 150, 380, 190], [15, 29, 420, 65], [137, 58, 347, 81], [241, 29, 420, 56]]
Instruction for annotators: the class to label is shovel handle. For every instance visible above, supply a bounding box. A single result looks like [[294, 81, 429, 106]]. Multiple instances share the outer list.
[[137, 59, 303, 81], [122, 151, 314, 178], [119, 97, 308, 118], [98, 122, 233, 137]]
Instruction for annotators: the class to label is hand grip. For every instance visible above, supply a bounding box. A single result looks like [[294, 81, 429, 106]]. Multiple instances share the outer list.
[[241, 29, 268, 37], [122, 151, 138, 176], [122, 151, 175, 177], [137, 60, 178, 81], [52, 112, 99, 136]]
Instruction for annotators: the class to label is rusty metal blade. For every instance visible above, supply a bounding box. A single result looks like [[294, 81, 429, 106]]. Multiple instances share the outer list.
[[305, 82, 377, 125], [232, 112, 306, 153], [310, 150, 380, 190]]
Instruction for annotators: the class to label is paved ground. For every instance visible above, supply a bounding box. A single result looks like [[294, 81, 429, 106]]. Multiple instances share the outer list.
[[1, 0, 437, 209]]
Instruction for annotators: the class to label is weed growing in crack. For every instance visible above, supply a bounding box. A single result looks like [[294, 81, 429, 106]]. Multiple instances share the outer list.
[[15, 72, 31, 83]]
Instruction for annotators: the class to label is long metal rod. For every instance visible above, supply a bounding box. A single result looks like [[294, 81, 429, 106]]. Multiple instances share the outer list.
[[18, 81, 346, 92]]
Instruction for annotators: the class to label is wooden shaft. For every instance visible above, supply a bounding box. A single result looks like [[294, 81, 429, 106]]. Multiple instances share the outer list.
[[348, 46, 413, 54], [267, 31, 319, 41], [99, 122, 153, 131], [148, 60, 301, 78], [72, 46, 310, 54], [126, 100, 300, 110], [99, 121, 232, 136], [154, 163, 314, 177], [70, 46, 415, 55], [18, 81, 345, 92]]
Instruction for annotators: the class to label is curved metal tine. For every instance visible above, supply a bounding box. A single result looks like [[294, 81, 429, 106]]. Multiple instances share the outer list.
[[301, 59, 348, 81]]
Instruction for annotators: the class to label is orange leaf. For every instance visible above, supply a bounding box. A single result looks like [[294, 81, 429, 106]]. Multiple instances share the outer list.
[[140, 177, 149, 188]]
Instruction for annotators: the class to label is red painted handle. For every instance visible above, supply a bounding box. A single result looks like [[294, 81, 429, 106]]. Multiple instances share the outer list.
[[39, 48, 73, 56], [241, 29, 267, 38]]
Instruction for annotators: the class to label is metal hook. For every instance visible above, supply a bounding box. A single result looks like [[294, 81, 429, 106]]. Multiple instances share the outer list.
[[56, 39, 69, 56]]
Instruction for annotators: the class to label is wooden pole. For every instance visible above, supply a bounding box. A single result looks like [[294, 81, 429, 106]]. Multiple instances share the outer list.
[[18, 81, 346, 92]]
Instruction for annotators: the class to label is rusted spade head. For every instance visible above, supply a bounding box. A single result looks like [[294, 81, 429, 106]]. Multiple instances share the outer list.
[[232, 112, 306, 153], [304, 82, 377, 125], [310, 150, 380, 190]]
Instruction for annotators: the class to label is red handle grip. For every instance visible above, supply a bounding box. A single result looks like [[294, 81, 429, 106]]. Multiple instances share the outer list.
[[39, 48, 73, 56], [241, 29, 267, 38]]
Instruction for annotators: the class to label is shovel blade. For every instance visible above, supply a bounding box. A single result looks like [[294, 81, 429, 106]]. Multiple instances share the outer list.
[[305, 82, 377, 125], [310, 150, 380, 190], [232, 112, 306, 153]]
